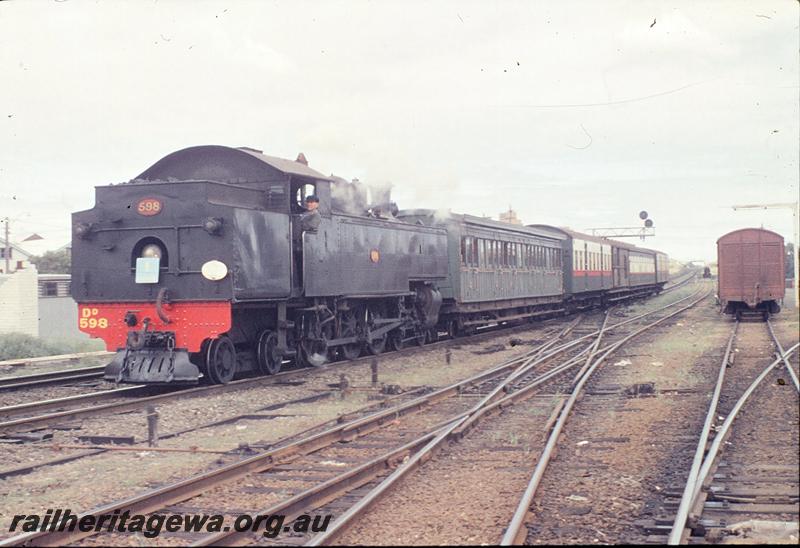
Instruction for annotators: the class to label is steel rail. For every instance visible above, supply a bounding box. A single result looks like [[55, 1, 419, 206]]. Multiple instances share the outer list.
[[766, 319, 800, 391], [0, 286, 697, 436], [663, 272, 696, 292], [0, 327, 593, 547], [311, 290, 708, 546], [0, 291, 706, 547], [191, 428, 446, 546], [665, 321, 739, 545], [0, 385, 155, 420], [0, 302, 638, 435], [667, 342, 800, 544], [500, 289, 711, 545], [0, 351, 112, 368], [0, 366, 106, 391], [0, 312, 582, 435]]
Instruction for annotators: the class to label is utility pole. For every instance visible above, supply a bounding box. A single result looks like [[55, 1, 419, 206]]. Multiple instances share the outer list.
[[2, 217, 9, 274], [732, 202, 799, 308]]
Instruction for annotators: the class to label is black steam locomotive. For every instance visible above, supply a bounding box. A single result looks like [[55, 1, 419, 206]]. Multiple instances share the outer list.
[[72, 145, 668, 384]]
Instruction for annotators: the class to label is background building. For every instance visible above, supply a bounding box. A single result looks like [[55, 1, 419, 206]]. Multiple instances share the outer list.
[[0, 266, 39, 336]]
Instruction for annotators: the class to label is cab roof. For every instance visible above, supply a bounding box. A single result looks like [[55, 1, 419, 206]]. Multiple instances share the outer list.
[[134, 145, 333, 184]]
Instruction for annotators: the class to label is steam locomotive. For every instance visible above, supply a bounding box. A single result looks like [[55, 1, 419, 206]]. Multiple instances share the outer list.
[[71, 145, 668, 384]]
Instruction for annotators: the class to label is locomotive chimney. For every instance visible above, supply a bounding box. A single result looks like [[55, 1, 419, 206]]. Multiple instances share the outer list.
[[296, 152, 308, 166]]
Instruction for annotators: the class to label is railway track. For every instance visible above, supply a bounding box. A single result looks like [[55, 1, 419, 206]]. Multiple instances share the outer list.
[[0, 272, 693, 399], [0, 286, 706, 546], [243, 286, 711, 546], [654, 318, 800, 544], [0, 277, 691, 438], [0, 311, 581, 438], [0, 366, 107, 393], [0, 315, 593, 546], [494, 286, 711, 545]]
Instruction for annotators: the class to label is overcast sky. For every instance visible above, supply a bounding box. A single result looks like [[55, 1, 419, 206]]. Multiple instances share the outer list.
[[1, 0, 798, 262]]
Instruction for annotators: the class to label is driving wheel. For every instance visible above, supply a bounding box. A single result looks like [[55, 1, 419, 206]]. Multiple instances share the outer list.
[[205, 336, 237, 384], [366, 307, 387, 355], [339, 310, 363, 360], [256, 330, 282, 375]]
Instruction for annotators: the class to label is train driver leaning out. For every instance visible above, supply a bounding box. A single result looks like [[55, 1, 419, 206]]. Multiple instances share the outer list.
[[300, 194, 321, 232]]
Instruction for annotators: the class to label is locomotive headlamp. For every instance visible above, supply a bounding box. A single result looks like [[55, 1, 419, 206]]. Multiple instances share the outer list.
[[141, 243, 163, 259], [201, 260, 228, 281], [203, 217, 223, 235]]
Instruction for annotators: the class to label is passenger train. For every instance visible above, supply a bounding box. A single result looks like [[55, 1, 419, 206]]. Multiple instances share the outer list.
[[70, 145, 669, 384]]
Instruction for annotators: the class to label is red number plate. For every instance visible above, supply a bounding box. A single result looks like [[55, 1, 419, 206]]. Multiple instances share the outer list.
[[137, 198, 163, 216]]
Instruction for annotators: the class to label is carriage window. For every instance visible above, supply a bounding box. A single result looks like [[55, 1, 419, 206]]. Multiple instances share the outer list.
[[463, 236, 478, 267]]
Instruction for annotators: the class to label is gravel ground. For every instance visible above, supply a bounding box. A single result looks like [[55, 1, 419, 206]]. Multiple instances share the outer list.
[[333, 396, 561, 545], [0, 379, 126, 409], [54, 389, 495, 546], [0, 355, 110, 379], [0, 282, 710, 543], [328, 284, 713, 545], [522, 288, 798, 545], [0, 318, 566, 537]]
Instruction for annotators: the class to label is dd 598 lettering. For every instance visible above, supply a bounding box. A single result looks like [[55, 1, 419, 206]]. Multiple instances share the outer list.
[[80, 307, 108, 329]]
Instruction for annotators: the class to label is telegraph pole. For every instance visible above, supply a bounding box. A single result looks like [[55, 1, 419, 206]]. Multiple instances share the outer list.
[[731, 202, 799, 307]]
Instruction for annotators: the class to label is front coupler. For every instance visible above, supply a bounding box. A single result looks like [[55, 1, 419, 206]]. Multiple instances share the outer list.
[[104, 328, 201, 384]]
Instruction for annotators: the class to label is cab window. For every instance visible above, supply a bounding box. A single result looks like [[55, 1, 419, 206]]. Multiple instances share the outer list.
[[292, 182, 316, 213]]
